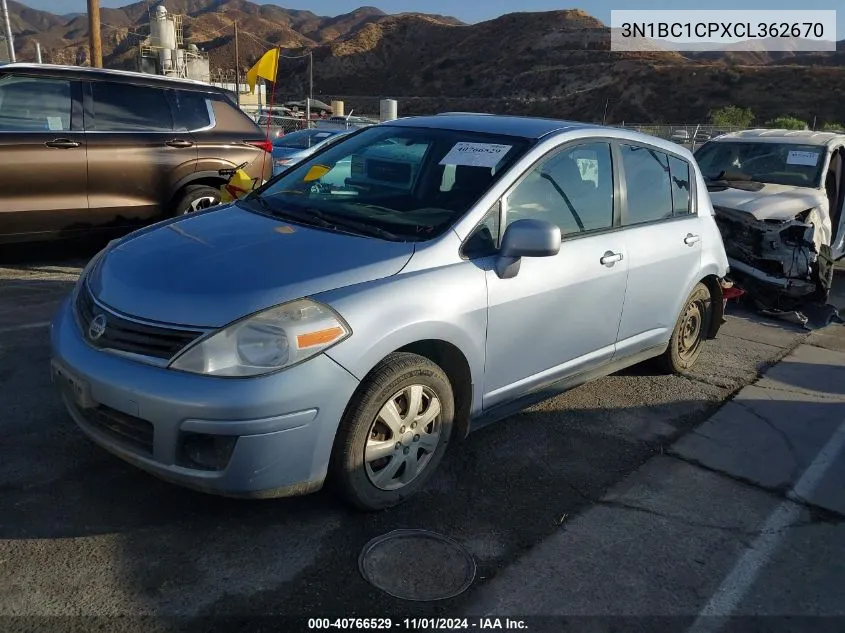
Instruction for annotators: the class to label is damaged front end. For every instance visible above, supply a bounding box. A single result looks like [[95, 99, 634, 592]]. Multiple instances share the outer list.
[[713, 205, 835, 307]]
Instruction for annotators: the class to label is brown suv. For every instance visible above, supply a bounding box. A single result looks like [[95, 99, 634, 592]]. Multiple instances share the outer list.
[[0, 63, 273, 244]]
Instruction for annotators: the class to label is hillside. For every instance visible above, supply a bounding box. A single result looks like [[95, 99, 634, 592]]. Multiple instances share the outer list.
[[3, 0, 448, 67], [3, 1, 845, 124]]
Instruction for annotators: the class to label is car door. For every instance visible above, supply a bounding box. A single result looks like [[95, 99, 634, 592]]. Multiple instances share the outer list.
[[83, 80, 198, 227], [0, 72, 88, 241], [614, 142, 704, 357], [482, 140, 629, 409]]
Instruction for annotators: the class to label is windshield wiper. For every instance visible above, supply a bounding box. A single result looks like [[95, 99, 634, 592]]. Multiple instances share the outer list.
[[304, 207, 403, 241], [243, 196, 403, 240], [705, 171, 766, 191], [240, 196, 337, 228]]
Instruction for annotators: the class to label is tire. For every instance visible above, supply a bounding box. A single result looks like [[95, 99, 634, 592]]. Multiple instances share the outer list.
[[330, 352, 455, 511], [173, 184, 222, 216], [654, 282, 713, 375]]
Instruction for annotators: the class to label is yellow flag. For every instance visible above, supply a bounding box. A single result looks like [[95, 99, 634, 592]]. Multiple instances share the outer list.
[[246, 48, 280, 93]]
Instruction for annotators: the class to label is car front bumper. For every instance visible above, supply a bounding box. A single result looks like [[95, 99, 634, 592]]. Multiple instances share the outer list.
[[49, 298, 360, 498], [727, 258, 816, 298]]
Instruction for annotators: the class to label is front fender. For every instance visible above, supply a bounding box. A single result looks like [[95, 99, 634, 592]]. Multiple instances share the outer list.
[[317, 262, 489, 416]]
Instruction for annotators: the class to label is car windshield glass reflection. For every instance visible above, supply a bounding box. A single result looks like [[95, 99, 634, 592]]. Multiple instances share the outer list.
[[251, 126, 532, 241], [695, 141, 826, 188], [274, 129, 337, 149]]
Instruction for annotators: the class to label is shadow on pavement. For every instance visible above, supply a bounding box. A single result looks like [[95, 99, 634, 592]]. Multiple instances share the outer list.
[[1, 360, 842, 621], [0, 236, 107, 266]]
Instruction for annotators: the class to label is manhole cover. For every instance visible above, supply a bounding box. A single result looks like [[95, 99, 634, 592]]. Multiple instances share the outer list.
[[359, 529, 476, 601]]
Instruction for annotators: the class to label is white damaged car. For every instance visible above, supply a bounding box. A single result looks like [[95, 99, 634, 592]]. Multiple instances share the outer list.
[[694, 130, 845, 304]]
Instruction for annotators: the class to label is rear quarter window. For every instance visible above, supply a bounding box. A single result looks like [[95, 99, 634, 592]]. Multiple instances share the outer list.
[[668, 155, 693, 215], [210, 94, 263, 133]]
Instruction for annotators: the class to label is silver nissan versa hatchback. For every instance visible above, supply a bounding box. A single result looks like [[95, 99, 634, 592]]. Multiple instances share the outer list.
[[50, 114, 729, 510]]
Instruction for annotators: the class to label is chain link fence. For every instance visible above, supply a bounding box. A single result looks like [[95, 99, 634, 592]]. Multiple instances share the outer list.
[[611, 124, 751, 151], [236, 95, 789, 149]]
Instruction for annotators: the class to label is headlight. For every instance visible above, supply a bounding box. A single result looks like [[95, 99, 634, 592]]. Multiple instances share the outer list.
[[169, 299, 351, 377]]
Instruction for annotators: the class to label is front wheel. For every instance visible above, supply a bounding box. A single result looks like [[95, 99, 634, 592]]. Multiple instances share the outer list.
[[330, 352, 455, 511], [655, 282, 713, 375]]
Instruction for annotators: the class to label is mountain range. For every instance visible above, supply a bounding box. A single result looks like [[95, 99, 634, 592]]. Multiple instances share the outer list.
[[4, 0, 845, 124]]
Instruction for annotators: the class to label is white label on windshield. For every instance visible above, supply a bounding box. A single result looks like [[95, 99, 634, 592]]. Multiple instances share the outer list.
[[440, 142, 512, 168], [315, 132, 331, 138], [787, 150, 820, 166], [46, 116, 63, 131]]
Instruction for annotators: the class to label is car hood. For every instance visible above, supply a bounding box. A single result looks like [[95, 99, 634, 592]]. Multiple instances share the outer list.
[[709, 183, 828, 221], [88, 203, 415, 328]]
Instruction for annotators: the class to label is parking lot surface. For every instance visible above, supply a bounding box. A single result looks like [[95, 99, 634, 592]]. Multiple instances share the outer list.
[[1, 244, 843, 631]]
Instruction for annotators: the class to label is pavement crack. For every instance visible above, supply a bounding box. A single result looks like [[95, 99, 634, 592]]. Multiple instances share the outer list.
[[666, 452, 845, 521], [749, 382, 845, 402], [719, 332, 787, 351], [684, 374, 737, 390], [593, 498, 783, 536], [687, 428, 736, 449], [733, 399, 802, 480]]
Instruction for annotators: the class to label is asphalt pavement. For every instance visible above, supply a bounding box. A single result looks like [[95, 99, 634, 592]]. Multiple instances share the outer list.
[[0, 244, 843, 633]]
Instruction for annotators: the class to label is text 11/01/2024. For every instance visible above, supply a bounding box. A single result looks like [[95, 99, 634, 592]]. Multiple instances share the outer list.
[[307, 618, 529, 630]]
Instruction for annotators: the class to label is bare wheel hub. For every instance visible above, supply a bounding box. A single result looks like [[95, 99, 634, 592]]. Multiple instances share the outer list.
[[678, 299, 705, 358]]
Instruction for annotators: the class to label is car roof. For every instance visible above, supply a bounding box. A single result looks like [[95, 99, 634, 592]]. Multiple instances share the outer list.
[[712, 129, 845, 147], [384, 114, 599, 140], [0, 63, 223, 93]]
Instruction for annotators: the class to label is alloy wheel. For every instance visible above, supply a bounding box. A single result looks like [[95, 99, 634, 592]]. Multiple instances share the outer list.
[[365, 385, 442, 491], [188, 195, 219, 213]]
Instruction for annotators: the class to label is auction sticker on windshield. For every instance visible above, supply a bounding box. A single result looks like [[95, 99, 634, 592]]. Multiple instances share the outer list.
[[440, 142, 512, 168], [787, 150, 820, 166]]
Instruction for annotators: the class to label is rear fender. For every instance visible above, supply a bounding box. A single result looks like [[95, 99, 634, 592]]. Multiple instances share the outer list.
[[168, 169, 231, 201]]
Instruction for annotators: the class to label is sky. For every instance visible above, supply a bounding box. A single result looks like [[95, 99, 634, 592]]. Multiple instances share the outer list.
[[21, 0, 845, 36]]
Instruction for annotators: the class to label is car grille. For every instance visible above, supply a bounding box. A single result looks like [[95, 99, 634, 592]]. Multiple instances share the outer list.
[[76, 285, 204, 361], [81, 404, 155, 456]]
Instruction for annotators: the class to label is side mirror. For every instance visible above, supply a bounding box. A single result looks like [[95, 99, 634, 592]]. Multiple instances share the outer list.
[[495, 218, 561, 279]]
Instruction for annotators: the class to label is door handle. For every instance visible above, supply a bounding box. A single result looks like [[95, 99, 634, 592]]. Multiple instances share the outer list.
[[45, 138, 80, 149], [684, 233, 701, 246], [165, 139, 194, 148], [600, 250, 623, 267]]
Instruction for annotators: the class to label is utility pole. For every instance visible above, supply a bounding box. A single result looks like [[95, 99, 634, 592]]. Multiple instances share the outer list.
[[87, 0, 103, 68], [305, 51, 313, 126], [35, 41, 42, 63], [1, 0, 15, 63], [233, 21, 240, 106]]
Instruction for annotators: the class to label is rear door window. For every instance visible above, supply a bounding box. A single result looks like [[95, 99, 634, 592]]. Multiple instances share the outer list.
[[0, 75, 73, 131], [620, 144, 673, 225], [89, 81, 173, 132], [171, 90, 211, 131]]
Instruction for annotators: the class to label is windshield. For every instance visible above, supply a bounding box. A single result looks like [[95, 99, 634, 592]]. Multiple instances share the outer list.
[[274, 129, 339, 150], [250, 125, 532, 241], [694, 141, 826, 188]]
